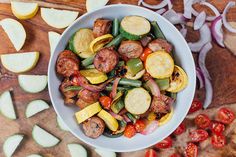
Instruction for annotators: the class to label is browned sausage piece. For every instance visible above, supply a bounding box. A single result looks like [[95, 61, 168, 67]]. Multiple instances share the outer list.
[[76, 98, 91, 109], [57, 58, 79, 77], [78, 89, 100, 104], [149, 95, 173, 114], [93, 18, 112, 38], [140, 36, 152, 47], [94, 47, 119, 73], [118, 40, 143, 59], [82, 116, 105, 138], [148, 39, 173, 53], [58, 50, 79, 62], [60, 78, 78, 105]]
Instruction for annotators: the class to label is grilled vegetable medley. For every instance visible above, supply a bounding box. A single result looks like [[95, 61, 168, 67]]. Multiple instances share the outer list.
[[56, 15, 188, 139]]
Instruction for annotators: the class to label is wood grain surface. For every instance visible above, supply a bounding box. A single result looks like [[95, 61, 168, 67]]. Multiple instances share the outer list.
[[0, 0, 236, 157]]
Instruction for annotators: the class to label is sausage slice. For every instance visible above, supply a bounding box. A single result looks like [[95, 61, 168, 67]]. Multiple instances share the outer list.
[[78, 89, 100, 104], [93, 18, 112, 38], [148, 39, 173, 53], [118, 40, 143, 59], [82, 116, 105, 138], [149, 95, 173, 114], [94, 47, 119, 73], [58, 50, 79, 62], [60, 78, 78, 105]]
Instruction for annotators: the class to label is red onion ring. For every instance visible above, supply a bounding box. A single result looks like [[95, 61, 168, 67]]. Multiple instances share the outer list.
[[211, 16, 225, 47], [141, 120, 158, 135], [196, 67, 205, 89], [163, 9, 186, 25], [194, 11, 206, 30], [222, 1, 236, 33], [110, 77, 121, 99], [146, 79, 161, 97], [141, 0, 169, 9], [156, 8, 167, 15]]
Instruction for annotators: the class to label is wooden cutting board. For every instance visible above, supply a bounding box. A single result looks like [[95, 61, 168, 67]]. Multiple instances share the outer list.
[[0, 0, 236, 157]]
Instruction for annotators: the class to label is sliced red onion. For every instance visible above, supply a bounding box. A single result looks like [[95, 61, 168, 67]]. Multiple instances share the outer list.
[[198, 42, 213, 80], [146, 79, 161, 97], [194, 11, 206, 30], [180, 24, 188, 38], [188, 23, 212, 52], [156, 8, 167, 15], [211, 16, 225, 47], [123, 115, 131, 123], [110, 77, 121, 99], [167, 0, 173, 10], [109, 111, 124, 121], [138, 0, 143, 6], [163, 9, 186, 25], [141, 0, 169, 9], [196, 67, 205, 89], [203, 76, 213, 109], [222, 1, 236, 33], [141, 120, 158, 135], [183, 0, 195, 19]]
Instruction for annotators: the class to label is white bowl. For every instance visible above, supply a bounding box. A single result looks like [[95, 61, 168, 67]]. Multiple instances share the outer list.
[[48, 4, 196, 152]]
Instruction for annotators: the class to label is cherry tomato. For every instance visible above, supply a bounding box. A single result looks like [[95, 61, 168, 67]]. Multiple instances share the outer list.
[[145, 149, 158, 157], [211, 134, 226, 148], [134, 120, 146, 133], [189, 129, 209, 142], [169, 153, 181, 157], [99, 96, 112, 110], [217, 107, 235, 124], [210, 121, 225, 135], [173, 123, 186, 135], [188, 100, 203, 113], [155, 136, 172, 149], [124, 124, 136, 138], [140, 47, 152, 62], [185, 143, 198, 157], [194, 114, 211, 129]]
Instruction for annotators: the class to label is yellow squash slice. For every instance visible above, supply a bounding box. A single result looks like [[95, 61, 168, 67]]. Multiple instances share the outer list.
[[158, 107, 174, 126], [80, 69, 108, 84], [89, 34, 113, 53], [97, 109, 119, 131]]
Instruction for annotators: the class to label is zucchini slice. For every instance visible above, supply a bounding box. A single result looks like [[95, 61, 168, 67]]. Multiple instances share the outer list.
[[32, 125, 60, 147], [0, 90, 16, 120], [125, 88, 151, 115], [67, 143, 87, 157], [25, 100, 50, 118], [69, 28, 95, 58], [120, 16, 151, 40], [3, 134, 24, 157]]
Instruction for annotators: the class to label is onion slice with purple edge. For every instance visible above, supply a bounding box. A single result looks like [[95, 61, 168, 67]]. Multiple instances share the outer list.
[[192, 2, 220, 21], [222, 1, 236, 33], [109, 111, 124, 121], [141, 120, 158, 135], [156, 8, 167, 15], [180, 24, 187, 38], [145, 79, 161, 97], [196, 67, 205, 89], [110, 77, 121, 99], [183, 0, 197, 19], [188, 23, 212, 52], [141, 0, 170, 9], [123, 115, 131, 123], [203, 76, 213, 109], [194, 11, 206, 30], [211, 16, 225, 47], [163, 9, 186, 25]]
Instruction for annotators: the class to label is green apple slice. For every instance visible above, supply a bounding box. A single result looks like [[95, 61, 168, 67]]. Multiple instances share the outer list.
[[67, 144, 87, 157], [86, 0, 109, 12], [3, 134, 24, 157], [0, 90, 16, 120], [0, 52, 39, 73], [18, 75, 47, 93], [48, 31, 61, 55], [0, 18, 26, 51], [95, 148, 116, 157], [25, 100, 50, 118]]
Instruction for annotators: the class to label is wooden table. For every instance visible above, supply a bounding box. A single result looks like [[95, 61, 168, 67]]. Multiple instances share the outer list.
[[0, 0, 236, 156]]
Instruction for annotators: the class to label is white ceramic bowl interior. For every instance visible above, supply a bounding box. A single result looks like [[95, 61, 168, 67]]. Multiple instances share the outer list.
[[48, 4, 196, 152]]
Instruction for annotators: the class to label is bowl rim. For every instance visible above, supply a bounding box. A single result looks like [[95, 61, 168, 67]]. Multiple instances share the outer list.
[[48, 4, 196, 152]]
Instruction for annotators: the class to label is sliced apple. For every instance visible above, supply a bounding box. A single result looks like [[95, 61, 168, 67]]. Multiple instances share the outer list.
[[3, 134, 24, 157], [11, 1, 39, 20], [41, 8, 79, 29], [94, 148, 116, 157], [0, 90, 16, 120], [86, 0, 109, 12], [18, 75, 47, 93], [25, 100, 50, 118], [68, 144, 87, 157], [0, 52, 39, 73], [0, 18, 26, 51], [48, 31, 61, 55]]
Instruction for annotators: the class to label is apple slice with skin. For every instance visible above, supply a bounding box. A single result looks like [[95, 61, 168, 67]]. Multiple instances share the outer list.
[[41, 8, 79, 29], [67, 144, 87, 157], [48, 31, 61, 55], [86, 0, 109, 12], [0, 90, 17, 120], [95, 148, 116, 157], [0, 52, 39, 73], [3, 134, 24, 157], [0, 18, 26, 51]]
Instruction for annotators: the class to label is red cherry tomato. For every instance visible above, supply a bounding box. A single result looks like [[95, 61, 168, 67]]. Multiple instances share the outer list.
[[210, 121, 225, 135], [211, 134, 226, 148], [99, 96, 112, 110], [145, 149, 158, 157], [124, 124, 136, 138], [188, 100, 203, 113], [185, 143, 198, 157], [155, 136, 172, 149], [140, 47, 152, 62], [189, 129, 209, 142], [173, 123, 186, 135], [194, 114, 211, 129], [134, 120, 146, 133], [169, 153, 181, 157], [217, 107, 235, 124]]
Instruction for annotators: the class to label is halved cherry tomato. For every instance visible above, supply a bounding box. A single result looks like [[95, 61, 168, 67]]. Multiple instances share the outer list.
[[185, 143, 198, 157], [217, 107, 235, 124], [194, 114, 211, 129], [211, 134, 226, 148], [134, 120, 146, 133], [169, 153, 181, 157], [140, 47, 152, 62], [99, 96, 112, 110], [124, 124, 136, 138], [155, 136, 172, 149], [173, 123, 186, 135], [210, 121, 225, 135], [188, 100, 203, 113], [145, 149, 158, 157], [189, 129, 209, 142]]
